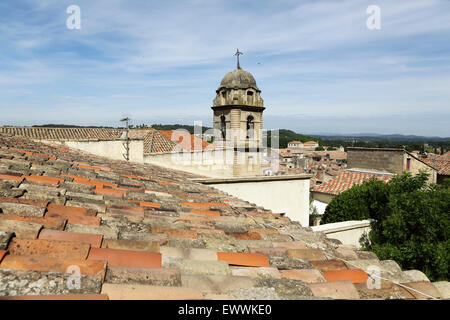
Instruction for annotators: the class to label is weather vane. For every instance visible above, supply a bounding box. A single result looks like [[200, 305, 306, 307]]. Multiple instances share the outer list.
[[235, 48, 243, 69]]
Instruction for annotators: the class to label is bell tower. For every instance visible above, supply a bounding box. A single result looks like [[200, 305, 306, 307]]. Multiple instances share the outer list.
[[211, 49, 265, 176]]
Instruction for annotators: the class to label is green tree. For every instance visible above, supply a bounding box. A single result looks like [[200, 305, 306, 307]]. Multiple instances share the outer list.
[[321, 171, 449, 281]]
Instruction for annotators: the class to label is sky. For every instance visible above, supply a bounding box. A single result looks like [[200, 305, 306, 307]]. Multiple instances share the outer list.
[[0, 0, 449, 137]]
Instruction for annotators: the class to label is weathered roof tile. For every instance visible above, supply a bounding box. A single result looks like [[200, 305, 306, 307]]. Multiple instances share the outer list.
[[280, 269, 325, 283], [46, 211, 101, 226], [88, 247, 161, 268], [311, 259, 348, 271], [105, 266, 181, 286], [0, 269, 102, 296], [322, 269, 369, 284], [7, 238, 91, 260], [101, 239, 159, 252], [0, 214, 67, 230], [101, 283, 203, 300], [217, 252, 270, 267], [397, 281, 441, 299], [162, 256, 230, 276], [0, 219, 43, 239], [0, 202, 46, 217], [309, 280, 360, 299], [0, 254, 107, 281], [287, 248, 327, 261], [38, 229, 103, 248]]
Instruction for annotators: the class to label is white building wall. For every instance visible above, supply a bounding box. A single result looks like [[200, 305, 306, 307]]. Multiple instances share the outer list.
[[311, 220, 372, 248], [144, 148, 237, 178], [194, 176, 311, 227], [44, 140, 144, 162]]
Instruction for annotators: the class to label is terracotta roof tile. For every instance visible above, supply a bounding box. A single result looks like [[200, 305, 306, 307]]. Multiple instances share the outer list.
[[0, 254, 107, 281], [397, 281, 441, 299], [0, 202, 46, 217], [94, 187, 127, 198], [7, 237, 91, 260], [272, 241, 307, 249], [181, 201, 228, 208], [0, 250, 6, 263], [38, 229, 103, 248], [231, 266, 281, 279], [45, 212, 101, 226], [0, 294, 109, 300], [159, 130, 213, 151], [105, 266, 181, 286], [249, 247, 289, 257], [309, 280, 360, 299], [0, 219, 43, 239], [311, 259, 349, 271], [280, 269, 325, 283], [190, 209, 221, 217], [24, 175, 64, 185], [322, 269, 368, 283], [47, 203, 92, 216], [313, 170, 392, 195], [152, 228, 198, 239], [287, 249, 327, 261], [101, 239, 159, 252], [137, 201, 161, 209], [0, 197, 48, 208], [0, 173, 24, 182], [87, 247, 162, 268], [101, 283, 203, 300], [217, 252, 270, 267]]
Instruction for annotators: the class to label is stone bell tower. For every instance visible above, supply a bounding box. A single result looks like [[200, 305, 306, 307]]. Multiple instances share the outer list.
[[211, 49, 265, 176]]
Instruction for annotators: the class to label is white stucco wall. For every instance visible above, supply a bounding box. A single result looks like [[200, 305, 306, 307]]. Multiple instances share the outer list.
[[311, 220, 372, 248], [44, 140, 144, 162], [193, 175, 311, 227], [144, 148, 236, 178]]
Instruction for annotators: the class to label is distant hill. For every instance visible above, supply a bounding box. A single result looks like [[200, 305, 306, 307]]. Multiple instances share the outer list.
[[150, 124, 211, 134], [33, 124, 117, 129], [316, 133, 449, 141], [312, 133, 450, 153], [28, 124, 449, 152]]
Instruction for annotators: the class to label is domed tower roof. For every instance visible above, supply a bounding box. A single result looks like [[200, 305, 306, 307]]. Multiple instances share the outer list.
[[217, 68, 260, 92]]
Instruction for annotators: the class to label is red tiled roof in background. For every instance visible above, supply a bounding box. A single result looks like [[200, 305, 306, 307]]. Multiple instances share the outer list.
[[159, 130, 214, 151], [421, 152, 450, 176], [312, 170, 393, 195]]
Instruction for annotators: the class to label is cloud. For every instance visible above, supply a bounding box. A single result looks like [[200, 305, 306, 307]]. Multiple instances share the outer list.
[[0, 0, 449, 136]]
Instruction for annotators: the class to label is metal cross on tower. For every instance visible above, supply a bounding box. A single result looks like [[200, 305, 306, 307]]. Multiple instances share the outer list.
[[235, 49, 243, 69]]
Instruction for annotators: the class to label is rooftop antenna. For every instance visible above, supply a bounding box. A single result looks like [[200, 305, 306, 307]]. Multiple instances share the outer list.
[[120, 117, 131, 161], [235, 48, 243, 69]]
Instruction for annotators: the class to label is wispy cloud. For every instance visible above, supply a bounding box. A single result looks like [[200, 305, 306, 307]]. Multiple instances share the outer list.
[[0, 0, 449, 136]]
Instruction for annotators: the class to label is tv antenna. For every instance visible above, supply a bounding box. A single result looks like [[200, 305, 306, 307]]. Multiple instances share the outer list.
[[121, 117, 131, 161]]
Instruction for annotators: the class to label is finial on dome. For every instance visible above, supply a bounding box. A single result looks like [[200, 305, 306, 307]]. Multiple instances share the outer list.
[[234, 49, 243, 69]]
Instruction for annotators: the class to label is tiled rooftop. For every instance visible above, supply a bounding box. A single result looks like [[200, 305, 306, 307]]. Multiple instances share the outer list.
[[0, 133, 447, 300], [0, 126, 214, 156], [421, 152, 450, 176], [159, 130, 214, 151], [312, 170, 393, 195]]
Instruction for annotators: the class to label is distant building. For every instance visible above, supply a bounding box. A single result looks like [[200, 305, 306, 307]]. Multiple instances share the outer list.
[[287, 141, 303, 148], [420, 151, 450, 184], [303, 141, 319, 149], [347, 147, 437, 184], [310, 146, 439, 222]]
